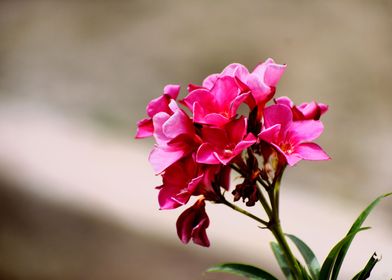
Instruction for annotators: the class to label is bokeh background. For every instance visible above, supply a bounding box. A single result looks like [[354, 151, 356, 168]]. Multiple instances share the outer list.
[[0, 1, 391, 279]]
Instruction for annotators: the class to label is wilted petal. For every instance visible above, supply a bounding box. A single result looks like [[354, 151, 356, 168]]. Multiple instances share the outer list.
[[176, 198, 210, 247]]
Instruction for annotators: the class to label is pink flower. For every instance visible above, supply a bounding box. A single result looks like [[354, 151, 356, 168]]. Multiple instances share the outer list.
[[156, 155, 204, 210], [135, 84, 180, 138], [176, 198, 210, 247], [202, 58, 286, 107], [149, 101, 201, 174], [182, 76, 249, 126], [275, 96, 328, 121], [258, 104, 330, 166], [196, 117, 257, 165]]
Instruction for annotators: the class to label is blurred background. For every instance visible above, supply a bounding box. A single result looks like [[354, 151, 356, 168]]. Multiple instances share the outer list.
[[0, 1, 391, 279]]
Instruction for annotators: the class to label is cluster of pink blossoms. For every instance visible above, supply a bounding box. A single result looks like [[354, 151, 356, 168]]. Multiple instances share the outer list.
[[136, 58, 329, 247]]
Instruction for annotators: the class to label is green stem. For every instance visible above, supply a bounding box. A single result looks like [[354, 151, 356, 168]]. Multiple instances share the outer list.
[[269, 167, 302, 279], [221, 198, 269, 227]]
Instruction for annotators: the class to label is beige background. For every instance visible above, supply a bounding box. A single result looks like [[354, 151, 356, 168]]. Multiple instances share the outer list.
[[0, 1, 391, 279]]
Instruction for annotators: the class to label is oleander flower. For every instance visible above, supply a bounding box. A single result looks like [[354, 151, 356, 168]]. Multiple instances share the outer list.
[[258, 104, 330, 166], [135, 84, 180, 138], [156, 155, 204, 210], [201, 58, 286, 108], [196, 117, 257, 165], [176, 197, 210, 247], [275, 96, 328, 121], [149, 100, 201, 174], [182, 76, 249, 126]]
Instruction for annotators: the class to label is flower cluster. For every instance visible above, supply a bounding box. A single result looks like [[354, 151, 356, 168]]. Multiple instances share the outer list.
[[136, 58, 329, 247]]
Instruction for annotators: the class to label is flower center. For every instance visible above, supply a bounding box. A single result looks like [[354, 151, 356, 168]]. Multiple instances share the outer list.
[[280, 142, 294, 154]]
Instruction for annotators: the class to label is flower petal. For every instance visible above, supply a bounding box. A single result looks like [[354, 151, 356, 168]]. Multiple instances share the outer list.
[[149, 146, 185, 174], [196, 143, 220, 164], [289, 120, 324, 143], [163, 84, 180, 99], [263, 104, 293, 130], [135, 118, 154, 138], [294, 142, 330, 161]]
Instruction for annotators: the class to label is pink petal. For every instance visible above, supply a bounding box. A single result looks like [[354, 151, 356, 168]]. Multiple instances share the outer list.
[[284, 153, 303, 166], [225, 117, 247, 144], [201, 113, 230, 126], [183, 88, 216, 112], [152, 112, 171, 145], [200, 126, 227, 148], [196, 143, 220, 164], [146, 95, 171, 118], [210, 76, 240, 109], [162, 110, 194, 139], [163, 84, 180, 99], [149, 146, 185, 174], [275, 96, 293, 107], [263, 104, 293, 130], [229, 92, 250, 117], [294, 142, 330, 161], [289, 120, 324, 143], [135, 118, 154, 138], [202, 73, 219, 89], [258, 124, 281, 143], [158, 186, 183, 210], [263, 62, 286, 87]]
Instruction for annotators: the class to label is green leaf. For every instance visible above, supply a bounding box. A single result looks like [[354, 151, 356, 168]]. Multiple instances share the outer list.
[[331, 193, 391, 280], [351, 252, 380, 280], [286, 234, 321, 280], [270, 242, 294, 280], [319, 227, 370, 280], [206, 263, 278, 280]]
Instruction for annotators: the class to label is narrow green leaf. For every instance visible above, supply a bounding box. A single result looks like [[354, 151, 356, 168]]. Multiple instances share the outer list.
[[286, 234, 321, 280], [270, 242, 294, 280], [351, 252, 380, 280], [331, 193, 391, 280], [206, 263, 278, 280], [319, 227, 370, 280]]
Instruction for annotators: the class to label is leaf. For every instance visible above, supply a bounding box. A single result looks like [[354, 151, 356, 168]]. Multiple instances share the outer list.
[[351, 252, 380, 280], [330, 192, 391, 280], [206, 263, 278, 280], [319, 227, 370, 280], [286, 234, 321, 280], [270, 242, 294, 280]]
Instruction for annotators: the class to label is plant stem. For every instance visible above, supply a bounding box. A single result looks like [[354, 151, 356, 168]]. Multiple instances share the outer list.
[[221, 198, 269, 227], [269, 169, 302, 279]]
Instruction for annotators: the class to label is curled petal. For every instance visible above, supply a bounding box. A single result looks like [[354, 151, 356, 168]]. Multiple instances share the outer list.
[[163, 84, 180, 99], [135, 118, 154, 138], [176, 198, 210, 247], [196, 143, 220, 164]]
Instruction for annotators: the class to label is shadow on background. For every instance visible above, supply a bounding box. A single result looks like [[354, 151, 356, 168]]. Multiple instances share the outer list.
[[0, 173, 241, 280]]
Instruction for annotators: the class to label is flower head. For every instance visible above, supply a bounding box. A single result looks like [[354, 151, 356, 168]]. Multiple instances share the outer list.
[[135, 84, 180, 138], [275, 96, 328, 121], [196, 117, 256, 165], [258, 104, 330, 166]]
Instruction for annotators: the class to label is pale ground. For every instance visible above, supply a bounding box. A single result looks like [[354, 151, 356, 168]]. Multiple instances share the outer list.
[[0, 103, 390, 279]]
